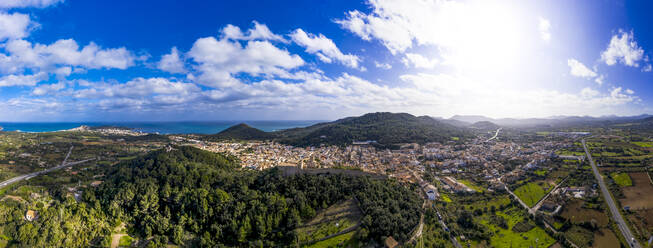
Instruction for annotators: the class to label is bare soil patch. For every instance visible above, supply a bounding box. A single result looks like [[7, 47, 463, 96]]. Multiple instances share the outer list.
[[619, 172, 653, 210], [560, 200, 609, 227], [592, 228, 619, 248]]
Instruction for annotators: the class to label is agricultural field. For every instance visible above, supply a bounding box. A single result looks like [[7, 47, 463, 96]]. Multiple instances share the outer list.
[[559, 200, 609, 227], [513, 181, 552, 207], [618, 172, 653, 210], [610, 172, 632, 187], [296, 199, 362, 245], [481, 207, 555, 248]]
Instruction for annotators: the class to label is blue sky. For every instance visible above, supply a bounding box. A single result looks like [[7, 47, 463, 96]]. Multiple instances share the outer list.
[[0, 0, 652, 121]]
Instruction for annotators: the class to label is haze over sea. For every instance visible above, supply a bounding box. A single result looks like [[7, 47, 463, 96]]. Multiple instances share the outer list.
[[0, 121, 323, 134]]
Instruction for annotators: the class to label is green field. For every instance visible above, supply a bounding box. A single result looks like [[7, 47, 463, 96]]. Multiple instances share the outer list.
[[481, 207, 556, 248], [440, 193, 452, 203], [610, 172, 633, 187], [513, 181, 550, 207], [118, 235, 134, 247], [305, 231, 356, 248], [632, 141, 653, 148], [457, 179, 483, 192]]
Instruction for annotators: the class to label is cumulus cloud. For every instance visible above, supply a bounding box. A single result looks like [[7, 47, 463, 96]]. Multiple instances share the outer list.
[[567, 59, 597, 79], [290, 29, 361, 68], [0, 12, 37, 41], [403, 53, 438, 69], [601, 30, 645, 67], [0, 72, 48, 87], [0, 39, 135, 74], [157, 47, 186, 73], [187, 36, 304, 88], [32, 81, 66, 95], [221, 21, 286, 42], [539, 17, 551, 42], [374, 61, 391, 69], [0, 0, 63, 9]]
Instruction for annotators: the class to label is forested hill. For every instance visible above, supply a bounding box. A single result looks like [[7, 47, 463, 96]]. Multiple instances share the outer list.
[[83, 145, 421, 247], [204, 123, 273, 141], [204, 112, 470, 147]]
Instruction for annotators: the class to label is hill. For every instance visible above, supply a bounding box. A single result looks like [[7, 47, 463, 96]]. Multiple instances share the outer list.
[[275, 112, 469, 147], [86, 146, 421, 246], [469, 121, 500, 130], [205, 123, 273, 141]]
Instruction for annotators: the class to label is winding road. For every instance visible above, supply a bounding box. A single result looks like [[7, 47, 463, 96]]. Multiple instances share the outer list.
[[0, 146, 95, 189], [485, 128, 502, 142], [582, 139, 640, 248]]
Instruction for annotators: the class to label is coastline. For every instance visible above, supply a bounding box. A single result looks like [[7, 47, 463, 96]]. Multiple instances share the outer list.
[[0, 121, 322, 135]]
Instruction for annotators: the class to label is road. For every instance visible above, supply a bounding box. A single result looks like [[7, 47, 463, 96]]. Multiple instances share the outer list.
[[505, 185, 531, 211], [0, 146, 94, 189], [485, 128, 502, 142], [438, 212, 463, 248], [531, 177, 568, 213], [582, 139, 640, 248]]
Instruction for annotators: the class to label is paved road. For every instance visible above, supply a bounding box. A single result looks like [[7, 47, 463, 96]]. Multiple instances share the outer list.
[[582, 139, 640, 248], [505, 185, 531, 211], [0, 146, 94, 189], [531, 177, 568, 213], [435, 210, 462, 248], [484, 127, 502, 142]]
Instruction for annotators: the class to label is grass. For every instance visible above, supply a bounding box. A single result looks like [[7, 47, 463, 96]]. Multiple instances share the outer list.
[[305, 231, 356, 248], [481, 207, 556, 248], [118, 235, 133, 247], [513, 181, 550, 207], [457, 179, 483, 193], [296, 199, 361, 244], [440, 193, 452, 203], [610, 172, 633, 187], [533, 170, 547, 176], [451, 137, 460, 141], [632, 141, 653, 148]]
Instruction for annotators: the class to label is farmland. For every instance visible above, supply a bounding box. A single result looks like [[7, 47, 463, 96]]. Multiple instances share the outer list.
[[618, 172, 653, 210], [513, 181, 551, 207], [610, 172, 632, 187]]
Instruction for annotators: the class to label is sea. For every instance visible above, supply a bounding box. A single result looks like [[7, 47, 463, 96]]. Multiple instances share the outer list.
[[0, 121, 324, 134]]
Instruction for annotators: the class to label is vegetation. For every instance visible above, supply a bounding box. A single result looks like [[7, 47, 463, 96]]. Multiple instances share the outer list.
[[204, 123, 273, 141], [86, 145, 421, 246], [203, 112, 471, 148], [513, 181, 550, 207], [610, 172, 633, 187]]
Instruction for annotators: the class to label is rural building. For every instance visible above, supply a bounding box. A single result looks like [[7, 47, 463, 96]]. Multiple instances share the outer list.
[[384, 236, 398, 248], [25, 210, 38, 221]]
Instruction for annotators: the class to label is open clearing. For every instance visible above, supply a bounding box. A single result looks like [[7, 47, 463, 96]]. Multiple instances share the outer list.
[[619, 172, 653, 210], [592, 228, 619, 248], [513, 181, 551, 207], [296, 199, 361, 245], [610, 172, 632, 187], [560, 200, 609, 227]]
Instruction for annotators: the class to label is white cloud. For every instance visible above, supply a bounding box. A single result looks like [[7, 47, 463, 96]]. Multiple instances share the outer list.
[[32, 81, 66, 95], [538, 17, 551, 42], [0, 0, 62, 9], [403, 53, 438, 69], [567, 59, 597, 78], [187, 36, 304, 88], [0, 12, 37, 41], [594, 75, 605, 85], [643, 64, 652, 72], [290, 29, 360, 68], [601, 30, 645, 67], [157, 47, 186, 73], [374, 61, 391, 69], [0, 39, 135, 74], [0, 72, 47, 87], [221, 21, 286, 42]]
